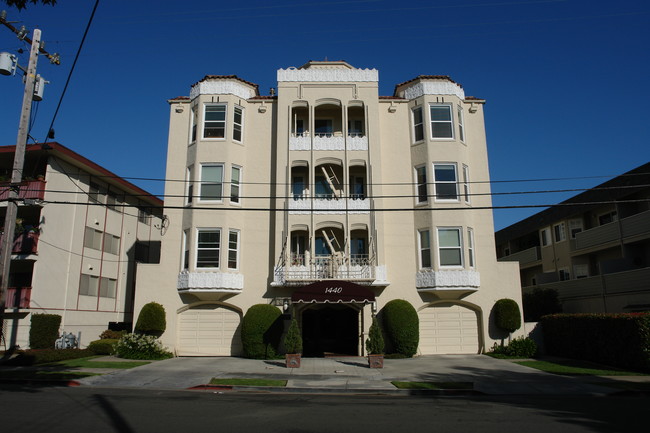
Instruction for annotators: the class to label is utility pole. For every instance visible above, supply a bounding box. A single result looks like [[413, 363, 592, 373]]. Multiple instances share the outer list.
[[0, 12, 59, 347]]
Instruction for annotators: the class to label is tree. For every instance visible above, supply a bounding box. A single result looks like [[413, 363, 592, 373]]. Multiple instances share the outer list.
[[1, 0, 57, 10], [134, 302, 167, 337], [493, 298, 522, 343]]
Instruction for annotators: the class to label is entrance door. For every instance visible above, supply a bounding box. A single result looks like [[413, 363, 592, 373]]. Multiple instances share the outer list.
[[302, 305, 359, 357]]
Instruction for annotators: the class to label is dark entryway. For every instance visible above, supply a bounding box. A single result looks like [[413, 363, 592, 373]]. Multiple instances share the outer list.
[[302, 305, 359, 357]]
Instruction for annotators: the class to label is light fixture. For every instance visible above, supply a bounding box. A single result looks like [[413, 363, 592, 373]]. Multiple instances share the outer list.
[[371, 301, 377, 313], [283, 299, 289, 312], [468, 102, 478, 113]]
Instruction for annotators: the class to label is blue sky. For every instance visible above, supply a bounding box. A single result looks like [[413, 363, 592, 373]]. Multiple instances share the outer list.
[[1, 0, 648, 230]]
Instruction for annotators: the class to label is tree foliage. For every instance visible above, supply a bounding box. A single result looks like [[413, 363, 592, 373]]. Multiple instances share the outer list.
[[494, 298, 522, 334], [1, 0, 57, 10], [366, 317, 385, 355], [381, 299, 419, 357], [134, 302, 167, 337], [241, 304, 283, 359]]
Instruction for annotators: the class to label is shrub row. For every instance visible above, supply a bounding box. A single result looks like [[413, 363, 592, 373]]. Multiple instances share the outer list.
[[113, 333, 173, 360], [541, 313, 650, 372], [490, 337, 538, 358], [29, 314, 61, 349], [88, 339, 119, 355], [2, 349, 94, 366]]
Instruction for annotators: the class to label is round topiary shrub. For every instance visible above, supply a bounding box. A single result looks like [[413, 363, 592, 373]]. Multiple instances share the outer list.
[[494, 298, 522, 334], [381, 299, 419, 357], [134, 302, 167, 337], [241, 304, 282, 359], [88, 339, 119, 355]]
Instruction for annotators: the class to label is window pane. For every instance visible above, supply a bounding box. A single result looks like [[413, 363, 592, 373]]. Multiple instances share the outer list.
[[430, 106, 451, 121], [438, 229, 460, 247], [440, 249, 462, 266], [431, 123, 453, 138], [231, 167, 241, 203], [201, 165, 223, 200], [198, 230, 220, 247], [197, 229, 220, 268], [436, 183, 457, 200], [435, 165, 456, 181], [413, 107, 423, 124]]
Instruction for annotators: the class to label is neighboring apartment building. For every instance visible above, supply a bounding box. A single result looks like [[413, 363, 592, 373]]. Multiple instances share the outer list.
[[0, 142, 163, 349], [496, 162, 650, 313], [136, 60, 522, 357]]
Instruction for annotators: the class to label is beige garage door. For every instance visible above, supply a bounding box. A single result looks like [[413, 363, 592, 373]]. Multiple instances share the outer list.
[[419, 303, 480, 354], [177, 305, 242, 356]]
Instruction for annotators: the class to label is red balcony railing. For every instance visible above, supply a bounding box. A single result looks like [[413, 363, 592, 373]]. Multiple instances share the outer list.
[[5, 287, 31, 309], [0, 232, 39, 255], [0, 179, 46, 202]]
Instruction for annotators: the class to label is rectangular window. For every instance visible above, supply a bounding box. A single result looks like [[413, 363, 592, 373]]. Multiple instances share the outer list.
[[351, 176, 365, 200], [106, 192, 121, 211], [103, 233, 120, 255], [348, 119, 364, 137], [203, 104, 226, 139], [467, 228, 475, 268], [88, 182, 103, 204], [462, 164, 470, 204], [419, 230, 431, 269], [79, 274, 99, 296], [412, 107, 424, 142], [540, 227, 551, 247], [559, 268, 570, 281], [433, 163, 458, 201], [233, 106, 243, 142], [553, 223, 566, 243], [200, 164, 224, 201], [99, 277, 117, 298], [182, 230, 189, 270], [138, 208, 151, 225], [416, 166, 428, 203], [430, 105, 453, 139], [438, 228, 463, 267], [598, 211, 617, 226], [230, 166, 241, 204], [196, 229, 220, 268], [186, 166, 193, 205], [569, 219, 583, 238], [457, 105, 465, 142], [191, 105, 198, 143], [228, 230, 239, 270], [84, 227, 103, 251]]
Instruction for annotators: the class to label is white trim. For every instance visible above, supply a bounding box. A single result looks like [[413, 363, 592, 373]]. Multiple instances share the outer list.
[[457, 105, 465, 143], [553, 222, 567, 243], [402, 81, 466, 100], [411, 106, 424, 143], [467, 227, 476, 269], [195, 227, 221, 270], [190, 80, 256, 100], [462, 164, 470, 204], [199, 163, 224, 203], [230, 165, 242, 206], [437, 227, 464, 269], [227, 229, 240, 271], [233, 105, 244, 143], [429, 103, 454, 140], [433, 162, 459, 202]]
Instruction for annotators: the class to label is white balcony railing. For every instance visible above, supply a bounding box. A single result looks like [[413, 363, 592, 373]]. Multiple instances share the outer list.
[[288, 197, 370, 214], [288, 134, 368, 151], [273, 254, 387, 285], [416, 269, 481, 291], [177, 271, 244, 291]]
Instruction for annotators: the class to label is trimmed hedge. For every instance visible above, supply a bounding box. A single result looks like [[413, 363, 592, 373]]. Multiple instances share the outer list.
[[381, 299, 419, 357], [490, 337, 538, 358], [523, 288, 562, 322], [494, 299, 521, 334], [135, 302, 167, 336], [88, 339, 119, 355], [29, 314, 62, 349], [541, 313, 650, 372], [2, 349, 94, 366], [99, 330, 127, 340], [241, 304, 282, 359]]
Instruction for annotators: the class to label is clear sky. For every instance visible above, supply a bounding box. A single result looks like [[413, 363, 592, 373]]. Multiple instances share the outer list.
[[1, 0, 648, 230]]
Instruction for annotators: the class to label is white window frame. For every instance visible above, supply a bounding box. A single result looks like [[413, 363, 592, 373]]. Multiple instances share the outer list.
[[569, 219, 583, 239], [84, 227, 103, 251], [462, 164, 470, 204], [553, 222, 566, 243], [433, 163, 459, 202], [457, 105, 465, 143], [227, 229, 240, 270], [418, 229, 432, 269], [230, 165, 241, 205], [199, 163, 224, 202], [415, 165, 428, 204], [467, 227, 476, 268], [103, 233, 120, 255], [412, 106, 424, 143], [540, 227, 551, 247], [186, 166, 194, 205], [429, 104, 454, 140], [190, 104, 198, 144], [437, 227, 464, 268], [233, 105, 244, 143], [202, 104, 227, 140], [195, 228, 221, 269], [182, 230, 189, 271]]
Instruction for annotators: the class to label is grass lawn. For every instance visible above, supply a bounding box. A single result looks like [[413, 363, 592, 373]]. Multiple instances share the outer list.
[[47, 356, 150, 369], [391, 381, 473, 390], [515, 359, 648, 376], [0, 370, 99, 380], [209, 378, 287, 387]]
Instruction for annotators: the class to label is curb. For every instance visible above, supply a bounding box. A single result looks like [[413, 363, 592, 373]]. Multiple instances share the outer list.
[[186, 384, 483, 396]]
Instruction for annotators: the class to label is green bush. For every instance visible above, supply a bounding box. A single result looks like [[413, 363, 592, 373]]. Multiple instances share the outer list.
[[542, 313, 650, 372], [99, 329, 127, 340], [523, 288, 562, 322], [366, 317, 385, 355], [381, 299, 419, 357], [2, 349, 94, 366], [283, 319, 302, 354], [134, 302, 167, 337], [88, 339, 119, 355], [29, 314, 62, 349], [494, 299, 522, 334], [113, 333, 173, 360], [241, 304, 282, 359], [491, 337, 537, 358]]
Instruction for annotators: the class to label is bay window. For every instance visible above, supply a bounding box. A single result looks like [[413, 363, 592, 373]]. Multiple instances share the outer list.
[[200, 164, 224, 201], [433, 163, 458, 201], [203, 104, 226, 139], [430, 104, 453, 139], [438, 228, 463, 267], [196, 229, 221, 268]]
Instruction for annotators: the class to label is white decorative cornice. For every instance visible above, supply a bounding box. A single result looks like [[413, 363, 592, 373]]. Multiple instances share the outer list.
[[177, 271, 244, 290], [278, 67, 378, 83], [190, 81, 256, 100], [416, 270, 480, 288], [403, 81, 465, 100]]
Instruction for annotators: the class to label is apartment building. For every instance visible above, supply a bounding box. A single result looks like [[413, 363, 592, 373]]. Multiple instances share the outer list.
[[496, 162, 650, 313], [136, 60, 522, 357], [0, 142, 163, 349]]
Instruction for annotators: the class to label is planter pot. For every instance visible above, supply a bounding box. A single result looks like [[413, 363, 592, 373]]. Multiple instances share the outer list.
[[368, 354, 384, 369], [286, 353, 301, 368]]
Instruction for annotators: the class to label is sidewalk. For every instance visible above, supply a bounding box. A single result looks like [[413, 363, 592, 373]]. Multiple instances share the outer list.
[[75, 355, 644, 395]]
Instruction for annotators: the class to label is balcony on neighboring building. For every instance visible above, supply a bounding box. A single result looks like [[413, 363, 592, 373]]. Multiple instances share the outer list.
[[177, 271, 244, 300], [416, 269, 480, 298], [573, 210, 650, 251], [497, 246, 541, 267], [0, 231, 39, 256], [0, 179, 46, 203], [5, 286, 31, 309]]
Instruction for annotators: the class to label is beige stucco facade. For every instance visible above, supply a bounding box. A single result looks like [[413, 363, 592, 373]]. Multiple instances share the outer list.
[[1, 143, 162, 349], [136, 61, 523, 357]]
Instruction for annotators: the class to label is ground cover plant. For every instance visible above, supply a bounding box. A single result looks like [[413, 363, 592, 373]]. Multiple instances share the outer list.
[[113, 333, 173, 360], [51, 356, 150, 369], [487, 336, 537, 359], [515, 359, 649, 376]]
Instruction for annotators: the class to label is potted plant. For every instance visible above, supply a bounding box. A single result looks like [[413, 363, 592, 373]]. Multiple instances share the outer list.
[[366, 316, 384, 368], [284, 318, 302, 368]]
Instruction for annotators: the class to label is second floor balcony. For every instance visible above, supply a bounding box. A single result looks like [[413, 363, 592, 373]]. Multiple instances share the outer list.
[[5, 286, 31, 309], [288, 196, 370, 214], [0, 179, 46, 203], [177, 271, 244, 300], [497, 246, 541, 266], [273, 253, 387, 286], [0, 231, 39, 256]]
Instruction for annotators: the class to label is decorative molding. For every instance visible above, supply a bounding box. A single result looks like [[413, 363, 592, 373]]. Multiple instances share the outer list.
[[289, 136, 311, 150], [416, 269, 480, 288], [177, 271, 244, 290], [288, 198, 370, 214], [190, 81, 256, 100], [347, 136, 368, 150], [313, 135, 345, 150], [278, 67, 379, 83], [403, 81, 465, 100], [289, 135, 368, 151]]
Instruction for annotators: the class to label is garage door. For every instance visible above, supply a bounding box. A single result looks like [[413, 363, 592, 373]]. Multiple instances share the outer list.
[[418, 303, 480, 354], [177, 305, 242, 356]]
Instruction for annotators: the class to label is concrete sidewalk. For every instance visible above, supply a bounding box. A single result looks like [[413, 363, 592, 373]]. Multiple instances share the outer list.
[[76, 355, 641, 395]]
